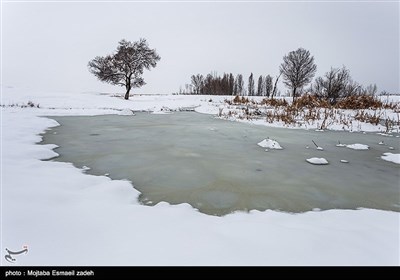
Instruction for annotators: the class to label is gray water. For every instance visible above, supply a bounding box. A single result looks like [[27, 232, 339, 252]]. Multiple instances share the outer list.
[[41, 112, 400, 216]]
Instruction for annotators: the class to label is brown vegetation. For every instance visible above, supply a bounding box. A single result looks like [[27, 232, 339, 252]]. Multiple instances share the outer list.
[[222, 94, 399, 131]]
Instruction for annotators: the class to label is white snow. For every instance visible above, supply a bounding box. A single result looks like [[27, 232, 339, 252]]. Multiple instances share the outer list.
[[336, 144, 347, 147], [119, 108, 135, 115], [257, 138, 283, 150], [151, 105, 173, 114], [381, 153, 400, 165], [306, 158, 329, 165], [317, 146, 324, 151], [340, 160, 349, 163], [346, 144, 369, 150], [1, 86, 399, 265]]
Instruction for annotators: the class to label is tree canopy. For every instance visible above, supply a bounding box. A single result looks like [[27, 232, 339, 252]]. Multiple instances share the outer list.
[[280, 48, 317, 101], [88, 39, 160, 100]]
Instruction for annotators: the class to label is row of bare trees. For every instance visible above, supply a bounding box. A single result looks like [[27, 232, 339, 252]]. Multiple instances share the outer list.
[[180, 72, 280, 97]]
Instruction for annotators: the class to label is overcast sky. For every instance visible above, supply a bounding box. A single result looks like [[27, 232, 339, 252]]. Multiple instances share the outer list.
[[2, 1, 399, 95]]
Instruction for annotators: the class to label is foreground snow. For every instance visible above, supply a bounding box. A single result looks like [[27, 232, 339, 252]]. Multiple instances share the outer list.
[[1, 87, 399, 265]]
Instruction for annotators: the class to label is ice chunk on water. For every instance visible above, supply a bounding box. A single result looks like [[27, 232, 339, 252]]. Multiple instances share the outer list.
[[306, 158, 329, 165], [257, 138, 283, 150]]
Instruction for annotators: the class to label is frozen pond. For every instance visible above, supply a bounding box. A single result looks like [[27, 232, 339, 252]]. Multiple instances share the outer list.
[[41, 112, 400, 216]]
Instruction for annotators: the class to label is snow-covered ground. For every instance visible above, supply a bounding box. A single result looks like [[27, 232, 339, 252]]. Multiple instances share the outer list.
[[1, 86, 399, 265]]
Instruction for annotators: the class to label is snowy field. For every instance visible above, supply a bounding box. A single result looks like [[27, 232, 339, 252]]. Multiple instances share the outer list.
[[1, 86, 399, 265]]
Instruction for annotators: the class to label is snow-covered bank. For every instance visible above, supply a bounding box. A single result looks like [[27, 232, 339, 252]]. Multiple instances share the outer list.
[[220, 95, 400, 133], [1, 87, 399, 265], [1, 86, 223, 116]]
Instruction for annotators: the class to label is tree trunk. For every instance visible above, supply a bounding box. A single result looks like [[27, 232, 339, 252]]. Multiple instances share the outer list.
[[124, 88, 130, 100], [271, 73, 281, 100], [292, 87, 297, 102], [124, 82, 131, 100]]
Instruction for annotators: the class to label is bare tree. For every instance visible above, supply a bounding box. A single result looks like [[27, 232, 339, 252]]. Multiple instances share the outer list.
[[203, 74, 214, 94], [191, 74, 204, 94], [271, 72, 282, 99], [88, 39, 160, 100], [257, 75, 264, 96], [344, 80, 362, 97], [233, 78, 238, 95], [235, 74, 244, 96], [248, 73, 255, 96], [265, 75, 273, 97], [280, 48, 317, 101], [364, 84, 378, 96], [313, 66, 350, 104], [228, 73, 235, 95]]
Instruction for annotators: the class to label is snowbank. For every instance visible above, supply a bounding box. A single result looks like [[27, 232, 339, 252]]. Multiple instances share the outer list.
[[381, 153, 400, 165], [151, 105, 173, 114], [1, 87, 399, 266], [119, 108, 135, 115]]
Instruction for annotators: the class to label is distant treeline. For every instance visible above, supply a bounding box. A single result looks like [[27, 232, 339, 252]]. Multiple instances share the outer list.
[[179, 67, 380, 105], [179, 72, 279, 97]]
